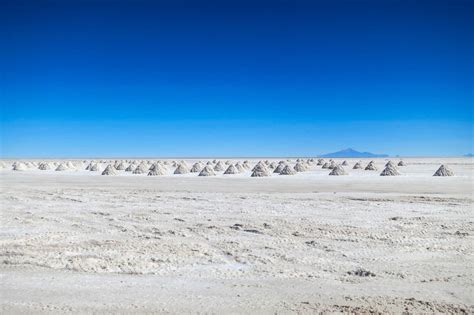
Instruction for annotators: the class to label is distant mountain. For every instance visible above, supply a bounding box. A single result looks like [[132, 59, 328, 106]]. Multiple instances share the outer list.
[[464, 153, 474, 157], [319, 148, 389, 158]]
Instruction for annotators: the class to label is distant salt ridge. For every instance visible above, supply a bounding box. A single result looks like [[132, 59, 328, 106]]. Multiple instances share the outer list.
[[319, 148, 388, 158]]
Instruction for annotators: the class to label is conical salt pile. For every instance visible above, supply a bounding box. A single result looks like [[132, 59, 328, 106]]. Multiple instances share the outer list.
[[190, 163, 202, 173], [157, 163, 167, 173], [115, 162, 126, 170], [38, 162, 52, 170], [213, 161, 225, 172], [90, 163, 99, 171], [151, 162, 166, 171], [148, 163, 167, 176], [317, 159, 324, 165], [365, 161, 377, 171], [342, 160, 349, 166], [322, 162, 330, 169], [380, 164, 400, 176], [234, 163, 245, 173], [13, 162, 27, 171], [102, 164, 117, 175], [280, 165, 296, 175], [174, 163, 189, 174], [85, 162, 94, 170], [433, 164, 454, 176], [329, 165, 347, 176], [66, 161, 75, 169], [398, 161, 406, 166], [294, 162, 307, 172], [328, 161, 336, 169], [385, 161, 396, 168], [125, 164, 135, 172], [252, 161, 265, 172], [224, 164, 239, 174], [273, 163, 286, 174], [55, 163, 67, 171], [133, 163, 149, 174], [353, 162, 363, 169], [147, 169, 161, 176], [251, 163, 270, 177], [199, 165, 216, 176]]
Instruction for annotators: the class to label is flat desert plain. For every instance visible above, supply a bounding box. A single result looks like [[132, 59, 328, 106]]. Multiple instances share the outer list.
[[1, 157, 473, 313]]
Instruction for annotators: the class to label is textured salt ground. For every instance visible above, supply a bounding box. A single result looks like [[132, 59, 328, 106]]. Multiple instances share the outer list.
[[1, 158, 473, 313], [2, 269, 472, 314]]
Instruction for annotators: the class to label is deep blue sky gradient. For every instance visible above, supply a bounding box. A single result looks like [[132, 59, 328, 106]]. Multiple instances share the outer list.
[[1, 0, 472, 157]]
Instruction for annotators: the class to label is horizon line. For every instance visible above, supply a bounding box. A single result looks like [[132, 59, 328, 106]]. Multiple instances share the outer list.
[[1, 155, 472, 160]]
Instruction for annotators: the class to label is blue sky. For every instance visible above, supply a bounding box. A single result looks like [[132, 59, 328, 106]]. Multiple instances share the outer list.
[[1, 0, 472, 157]]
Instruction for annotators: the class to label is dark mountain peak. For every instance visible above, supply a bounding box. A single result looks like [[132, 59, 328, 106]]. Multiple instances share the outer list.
[[319, 148, 388, 158]]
